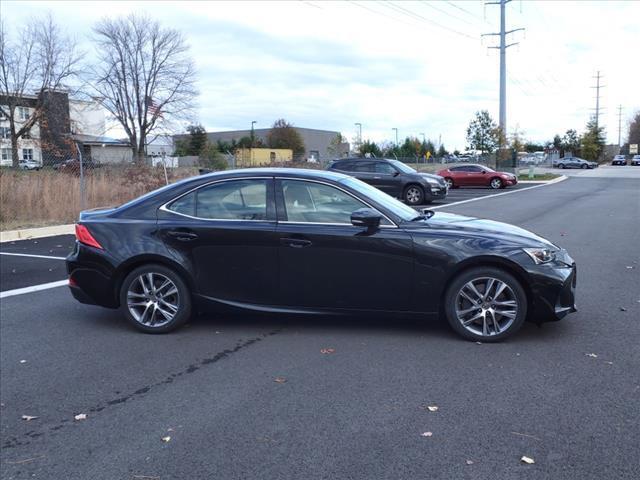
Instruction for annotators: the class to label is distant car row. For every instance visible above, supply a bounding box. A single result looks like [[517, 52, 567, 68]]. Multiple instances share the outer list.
[[326, 158, 517, 205], [612, 154, 640, 166], [8, 158, 101, 171]]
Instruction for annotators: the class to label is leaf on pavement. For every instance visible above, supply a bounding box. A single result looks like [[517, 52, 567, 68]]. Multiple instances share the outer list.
[[74, 413, 87, 421], [466, 460, 474, 465], [161, 436, 171, 443], [274, 377, 287, 383], [619, 307, 627, 312], [427, 406, 439, 412], [21, 415, 38, 421], [520, 456, 535, 464], [320, 348, 335, 354], [19, 360, 27, 364], [420, 431, 433, 437], [585, 353, 598, 358]]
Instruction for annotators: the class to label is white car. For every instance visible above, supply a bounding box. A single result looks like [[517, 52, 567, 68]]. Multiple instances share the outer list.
[[19, 159, 41, 171], [631, 155, 640, 166], [611, 155, 627, 166]]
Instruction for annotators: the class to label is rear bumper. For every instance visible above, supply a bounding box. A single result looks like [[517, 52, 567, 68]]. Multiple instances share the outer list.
[[66, 242, 119, 308]]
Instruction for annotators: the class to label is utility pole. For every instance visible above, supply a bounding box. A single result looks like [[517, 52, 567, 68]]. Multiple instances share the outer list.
[[392, 127, 398, 146], [591, 71, 605, 130], [483, 0, 524, 146], [617, 105, 623, 147]]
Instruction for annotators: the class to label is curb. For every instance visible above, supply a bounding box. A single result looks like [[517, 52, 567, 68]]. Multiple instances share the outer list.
[[0, 224, 75, 243]]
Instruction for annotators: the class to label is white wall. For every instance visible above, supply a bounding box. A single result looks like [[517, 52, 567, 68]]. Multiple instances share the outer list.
[[69, 100, 105, 136], [90, 145, 133, 164]]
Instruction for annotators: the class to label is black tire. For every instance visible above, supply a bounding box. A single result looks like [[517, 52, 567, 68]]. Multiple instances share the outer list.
[[119, 264, 192, 334], [444, 177, 454, 189], [581, 164, 587, 169], [443, 267, 527, 342], [403, 184, 424, 205], [489, 177, 503, 189], [558, 163, 565, 169]]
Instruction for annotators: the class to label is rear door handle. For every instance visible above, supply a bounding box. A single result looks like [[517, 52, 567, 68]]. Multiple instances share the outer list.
[[167, 230, 198, 241], [281, 237, 312, 248]]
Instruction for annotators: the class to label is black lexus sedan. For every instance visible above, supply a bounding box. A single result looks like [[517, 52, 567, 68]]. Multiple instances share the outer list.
[[67, 168, 576, 342], [326, 158, 447, 205]]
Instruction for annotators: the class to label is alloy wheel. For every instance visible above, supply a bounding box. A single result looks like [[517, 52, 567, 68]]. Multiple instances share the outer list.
[[490, 178, 502, 189], [454, 276, 518, 337], [127, 272, 180, 328], [444, 178, 454, 189], [405, 186, 423, 204]]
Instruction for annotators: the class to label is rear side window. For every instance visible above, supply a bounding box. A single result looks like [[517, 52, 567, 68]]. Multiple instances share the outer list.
[[351, 161, 374, 173], [332, 161, 353, 171], [167, 179, 268, 220]]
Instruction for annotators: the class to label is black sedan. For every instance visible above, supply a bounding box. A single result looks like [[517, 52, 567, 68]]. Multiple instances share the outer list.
[[67, 168, 577, 342], [326, 158, 447, 205]]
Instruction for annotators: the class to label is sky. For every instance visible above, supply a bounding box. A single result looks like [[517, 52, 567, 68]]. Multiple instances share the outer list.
[[2, 0, 639, 150]]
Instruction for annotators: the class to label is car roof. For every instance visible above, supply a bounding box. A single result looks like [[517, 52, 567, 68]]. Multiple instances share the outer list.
[[199, 167, 350, 182]]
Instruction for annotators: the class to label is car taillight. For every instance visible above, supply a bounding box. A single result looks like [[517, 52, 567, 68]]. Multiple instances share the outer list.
[[75, 224, 103, 249]]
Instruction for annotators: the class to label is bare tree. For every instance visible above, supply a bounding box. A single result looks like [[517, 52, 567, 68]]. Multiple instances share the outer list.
[[0, 15, 80, 167], [91, 14, 197, 163]]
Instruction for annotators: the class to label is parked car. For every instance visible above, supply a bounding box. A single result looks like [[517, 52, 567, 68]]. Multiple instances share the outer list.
[[66, 168, 577, 342], [19, 159, 41, 171], [326, 157, 447, 205], [436, 164, 518, 189], [555, 157, 597, 169], [53, 158, 100, 172], [611, 155, 627, 166], [631, 155, 640, 166]]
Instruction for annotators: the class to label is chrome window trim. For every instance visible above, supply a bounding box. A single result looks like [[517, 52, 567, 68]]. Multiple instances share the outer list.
[[159, 176, 274, 222], [277, 177, 398, 228]]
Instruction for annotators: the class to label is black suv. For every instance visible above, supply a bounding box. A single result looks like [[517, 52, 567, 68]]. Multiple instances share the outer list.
[[327, 158, 447, 205]]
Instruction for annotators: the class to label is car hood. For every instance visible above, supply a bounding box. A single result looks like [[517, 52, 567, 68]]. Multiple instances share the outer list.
[[409, 212, 556, 248], [417, 172, 445, 183]]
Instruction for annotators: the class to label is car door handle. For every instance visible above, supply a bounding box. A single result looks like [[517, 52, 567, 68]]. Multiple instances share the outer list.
[[281, 237, 312, 248], [167, 230, 198, 241]]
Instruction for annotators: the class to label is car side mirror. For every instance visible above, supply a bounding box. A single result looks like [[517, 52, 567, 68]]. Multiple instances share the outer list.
[[351, 208, 382, 230], [481, 170, 486, 174]]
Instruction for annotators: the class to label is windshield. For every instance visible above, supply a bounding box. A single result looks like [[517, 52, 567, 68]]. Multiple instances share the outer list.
[[388, 159, 416, 174], [340, 176, 419, 222]]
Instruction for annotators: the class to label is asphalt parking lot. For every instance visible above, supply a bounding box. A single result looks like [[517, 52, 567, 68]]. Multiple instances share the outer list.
[[1, 175, 639, 479]]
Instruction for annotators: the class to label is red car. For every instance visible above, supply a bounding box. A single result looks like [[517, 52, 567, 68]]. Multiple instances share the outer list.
[[437, 164, 518, 189]]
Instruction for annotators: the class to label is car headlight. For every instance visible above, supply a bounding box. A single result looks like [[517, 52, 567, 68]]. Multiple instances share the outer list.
[[425, 178, 441, 186], [523, 248, 556, 265]]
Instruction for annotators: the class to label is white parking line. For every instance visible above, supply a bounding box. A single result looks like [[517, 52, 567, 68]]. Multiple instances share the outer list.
[[0, 280, 69, 299], [430, 175, 567, 210], [0, 252, 66, 260]]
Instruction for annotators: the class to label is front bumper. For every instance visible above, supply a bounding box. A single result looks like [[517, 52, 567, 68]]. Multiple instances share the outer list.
[[429, 185, 448, 199], [504, 178, 518, 186], [526, 250, 577, 323]]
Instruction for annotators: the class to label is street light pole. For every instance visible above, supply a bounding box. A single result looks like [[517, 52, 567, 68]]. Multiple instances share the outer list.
[[392, 128, 398, 146], [251, 120, 257, 147], [355, 122, 362, 151]]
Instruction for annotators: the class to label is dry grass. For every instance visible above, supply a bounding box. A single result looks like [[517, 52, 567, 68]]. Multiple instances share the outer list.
[[0, 166, 198, 231]]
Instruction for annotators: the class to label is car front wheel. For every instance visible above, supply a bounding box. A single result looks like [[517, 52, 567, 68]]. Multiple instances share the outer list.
[[120, 264, 192, 333], [444, 267, 527, 342], [490, 178, 503, 189], [581, 164, 587, 169], [404, 185, 424, 205], [444, 177, 454, 189]]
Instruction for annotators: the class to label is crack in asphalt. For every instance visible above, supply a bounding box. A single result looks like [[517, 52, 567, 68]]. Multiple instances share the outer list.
[[1, 329, 282, 451]]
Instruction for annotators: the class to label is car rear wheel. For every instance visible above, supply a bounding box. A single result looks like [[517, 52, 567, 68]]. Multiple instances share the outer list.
[[558, 164, 565, 169], [490, 177, 503, 189], [404, 185, 424, 205], [444, 267, 527, 342], [120, 264, 191, 333], [444, 177, 454, 189], [581, 164, 587, 169]]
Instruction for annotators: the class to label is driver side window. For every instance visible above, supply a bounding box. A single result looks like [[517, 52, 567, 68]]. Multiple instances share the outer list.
[[281, 180, 390, 225]]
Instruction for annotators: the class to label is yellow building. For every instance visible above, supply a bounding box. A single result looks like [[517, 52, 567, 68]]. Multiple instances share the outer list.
[[235, 148, 293, 167]]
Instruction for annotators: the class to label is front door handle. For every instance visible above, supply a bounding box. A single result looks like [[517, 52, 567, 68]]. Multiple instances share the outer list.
[[281, 237, 312, 248], [167, 230, 198, 241]]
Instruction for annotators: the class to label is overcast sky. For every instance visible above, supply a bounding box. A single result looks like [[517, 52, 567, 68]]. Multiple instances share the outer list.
[[3, 0, 639, 150]]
